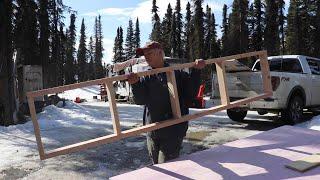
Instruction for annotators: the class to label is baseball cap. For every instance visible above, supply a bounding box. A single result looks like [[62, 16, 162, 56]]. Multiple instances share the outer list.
[[136, 41, 163, 57]]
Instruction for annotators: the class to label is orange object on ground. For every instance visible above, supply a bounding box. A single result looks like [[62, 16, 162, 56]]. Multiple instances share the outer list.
[[75, 97, 81, 103]]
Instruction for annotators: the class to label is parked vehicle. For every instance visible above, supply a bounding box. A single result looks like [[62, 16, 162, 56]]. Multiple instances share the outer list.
[[212, 55, 320, 124]]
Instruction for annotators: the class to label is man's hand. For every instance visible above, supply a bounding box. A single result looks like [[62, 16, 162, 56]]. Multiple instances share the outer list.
[[194, 59, 206, 69], [127, 73, 139, 84]]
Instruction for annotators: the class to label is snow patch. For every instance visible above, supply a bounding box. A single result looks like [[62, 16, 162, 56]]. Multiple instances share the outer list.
[[297, 115, 320, 131], [0, 100, 143, 170], [58, 85, 101, 101]]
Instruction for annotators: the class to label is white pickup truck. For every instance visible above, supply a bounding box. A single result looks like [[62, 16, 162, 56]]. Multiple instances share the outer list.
[[212, 55, 320, 124]]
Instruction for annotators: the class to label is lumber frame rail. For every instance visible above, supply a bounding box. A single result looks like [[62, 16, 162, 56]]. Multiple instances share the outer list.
[[27, 50, 272, 160]]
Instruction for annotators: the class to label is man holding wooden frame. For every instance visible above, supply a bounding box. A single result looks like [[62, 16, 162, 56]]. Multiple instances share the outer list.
[[128, 41, 206, 164], [27, 49, 271, 160]]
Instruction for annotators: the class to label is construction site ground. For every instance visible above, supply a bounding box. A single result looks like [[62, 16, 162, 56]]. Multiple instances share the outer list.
[[1, 86, 318, 179]]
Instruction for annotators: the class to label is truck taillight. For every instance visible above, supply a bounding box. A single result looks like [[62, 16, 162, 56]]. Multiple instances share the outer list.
[[271, 76, 280, 91]]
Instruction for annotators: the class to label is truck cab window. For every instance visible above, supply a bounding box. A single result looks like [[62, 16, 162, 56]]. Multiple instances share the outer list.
[[253, 61, 261, 71], [253, 58, 282, 71], [307, 59, 320, 75], [269, 59, 282, 71], [282, 58, 302, 73]]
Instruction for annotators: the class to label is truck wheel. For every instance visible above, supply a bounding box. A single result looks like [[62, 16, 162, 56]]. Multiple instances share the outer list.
[[227, 108, 247, 122], [281, 96, 304, 125], [257, 110, 268, 115]]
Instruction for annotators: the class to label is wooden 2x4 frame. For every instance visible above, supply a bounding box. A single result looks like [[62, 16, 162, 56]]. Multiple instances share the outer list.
[[27, 51, 272, 160]]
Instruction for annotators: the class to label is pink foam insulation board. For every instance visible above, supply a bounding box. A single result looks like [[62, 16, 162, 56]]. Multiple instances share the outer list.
[[111, 126, 320, 180]]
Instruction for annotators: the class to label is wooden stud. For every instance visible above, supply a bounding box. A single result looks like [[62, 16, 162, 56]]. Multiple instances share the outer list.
[[215, 61, 230, 105], [166, 70, 182, 119], [259, 51, 273, 95], [26, 51, 273, 160], [27, 96, 46, 160], [105, 81, 121, 135]]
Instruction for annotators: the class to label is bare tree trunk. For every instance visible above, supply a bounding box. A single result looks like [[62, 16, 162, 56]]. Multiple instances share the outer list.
[[0, 0, 16, 126]]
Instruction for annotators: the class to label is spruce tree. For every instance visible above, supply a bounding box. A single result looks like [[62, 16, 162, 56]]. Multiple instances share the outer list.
[[248, 3, 255, 51], [57, 24, 66, 86], [113, 28, 119, 63], [49, 0, 66, 86], [210, 12, 220, 58], [38, 0, 50, 88], [227, 0, 249, 55], [192, 0, 205, 59], [65, 13, 76, 84], [175, 0, 183, 58], [150, 0, 162, 42], [286, 0, 300, 54], [15, 0, 39, 65], [264, 0, 280, 55], [215, 39, 222, 58], [27, 0, 40, 65], [50, 22, 60, 87], [113, 27, 125, 63], [183, 2, 192, 61], [170, 13, 177, 57], [77, 19, 88, 82], [203, 5, 220, 58], [119, 27, 124, 61], [204, 5, 213, 59], [298, 1, 311, 55], [88, 36, 96, 80], [98, 15, 104, 74], [201, 4, 211, 88], [203, 5, 220, 88], [239, 0, 249, 54], [125, 19, 135, 59], [134, 18, 141, 49], [0, 0, 16, 125], [162, 3, 173, 55], [278, 0, 286, 54], [94, 15, 104, 78], [50, 15, 59, 86], [253, 0, 264, 51], [248, 1, 264, 52], [286, 0, 312, 55], [221, 4, 229, 56]]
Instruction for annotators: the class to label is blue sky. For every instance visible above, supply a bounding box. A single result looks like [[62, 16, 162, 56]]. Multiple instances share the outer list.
[[63, 0, 289, 64]]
